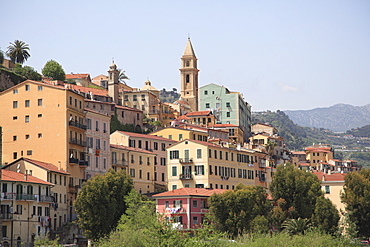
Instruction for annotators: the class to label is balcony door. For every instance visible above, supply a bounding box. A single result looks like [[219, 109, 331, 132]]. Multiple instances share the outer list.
[[182, 166, 191, 176], [184, 150, 189, 162]]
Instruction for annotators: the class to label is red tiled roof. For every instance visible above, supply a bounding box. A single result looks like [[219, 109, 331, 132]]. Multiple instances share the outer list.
[[305, 147, 331, 152], [115, 105, 143, 112], [23, 158, 70, 175], [186, 111, 212, 117], [115, 131, 177, 142], [68, 84, 108, 96], [153, 188, 227, 197], [213, 124, 239, 128], [176, 100, 190, 106], [313, 171, 346, 182], [176, 115, 191, 120], [66, 74, 91, 80], [2, 170, 54, 185], [110, 144, 155, 154]]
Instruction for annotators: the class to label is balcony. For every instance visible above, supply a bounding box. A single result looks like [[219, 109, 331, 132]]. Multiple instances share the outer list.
[[2, 193, 54, 202], [115, 160, 128, 167], [69, 121, 87, 130], [79, 160, 89, 166], [259, 160, 266, 168], [69, 158, 79, 164], [179, 174, 193, 180], [69, 138, 87, 147], [68, 184, 79, 194], [200, 208, 209, 213], [149, 110, 160, 115], [179, 158, 193, 164], [0, 214, 13, 220], [259, 176, 266, 182]]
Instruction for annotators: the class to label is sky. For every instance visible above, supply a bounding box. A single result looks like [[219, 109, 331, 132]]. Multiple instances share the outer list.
[[2, 0, 370, 111]]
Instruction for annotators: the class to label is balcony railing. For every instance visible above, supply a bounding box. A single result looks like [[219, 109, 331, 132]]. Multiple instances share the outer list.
[[0, 214, 12, 220], [149, 110, 160, 115], [69, 121, 87, 130], [259, 161, 266, 168], [1, 193, 54, 202], [69, 138, 87, 147], [79, 160, 89, 166], [179, 174, 193, 180], [115, 160, 127, 167], [179, 158, 193, 163], [69, 158, 79, 164]]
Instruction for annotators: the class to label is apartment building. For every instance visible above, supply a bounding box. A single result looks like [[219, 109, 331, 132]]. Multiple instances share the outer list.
[[85, 109, 111, 179], [110, 131, 177, 191], [1, 169, 54, 247], [305, 144, 334, 170], [167, 139, 259, 191], [0, 80, 87, 219], [110, 144, 156, 193]]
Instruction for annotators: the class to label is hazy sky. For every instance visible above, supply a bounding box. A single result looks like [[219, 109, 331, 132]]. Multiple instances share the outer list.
[[2, 0, 369, 111]]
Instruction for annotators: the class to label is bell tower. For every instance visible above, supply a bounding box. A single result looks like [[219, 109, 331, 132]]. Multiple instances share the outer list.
[[108, 61, 120, 105], [180, 38, 199, 112]]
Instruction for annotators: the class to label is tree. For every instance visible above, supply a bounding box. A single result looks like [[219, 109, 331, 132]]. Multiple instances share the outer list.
[[341, 168, 370, 237], [311, 196, 339, 235], [13, 64, 42, 81], [75, 169, 133, 240], [208, 185, 272, 237], [270, 164, 323, 219], [0, 48, 4, 65], [42, 60, 65, 81], [6, 40, 30, 64], [118, 69, 129, 84], [282, 218, 312, 236]]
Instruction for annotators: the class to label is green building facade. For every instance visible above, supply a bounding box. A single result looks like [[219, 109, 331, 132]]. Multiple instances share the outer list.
[[198, 83, 251, 142]]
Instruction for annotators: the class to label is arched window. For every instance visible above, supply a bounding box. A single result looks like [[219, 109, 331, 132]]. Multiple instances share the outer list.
[[185, 61, 190, 67], [186, 74, 190, 83]]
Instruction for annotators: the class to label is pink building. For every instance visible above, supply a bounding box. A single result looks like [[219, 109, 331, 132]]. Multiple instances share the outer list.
[[153, 188, 225, 229]]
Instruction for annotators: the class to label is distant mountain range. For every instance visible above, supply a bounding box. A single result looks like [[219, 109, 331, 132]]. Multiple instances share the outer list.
[[284, 104, 370, 132]]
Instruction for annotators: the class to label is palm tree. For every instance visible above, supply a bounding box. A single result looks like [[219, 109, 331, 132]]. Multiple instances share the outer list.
[[282, 218, 311, 235], [6, 40, 30, 64], [118, 69, 129, 84]]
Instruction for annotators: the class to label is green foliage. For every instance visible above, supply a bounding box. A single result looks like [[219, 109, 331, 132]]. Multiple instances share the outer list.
[[271, 198, 294, 231], [0, 66, 26, 86], [270, 164, 323, 219], [6, 40, 30, 64], [34, 236, 61, 247], [208, 185, 272, 237], [347, 124, 370, 138], [341, 168, 370, 237], [64, 79, 76, 85], [282, 218, 312, 235], [13, 63, 42, 81], [110, 111, 141, 134], [75, 169, 133, 240], [0, 48, 4, 64], [311, 196, 339, 235], [42, 59, 66, 81], [159, 88, 180, 103], [87, 83, 105, 89]]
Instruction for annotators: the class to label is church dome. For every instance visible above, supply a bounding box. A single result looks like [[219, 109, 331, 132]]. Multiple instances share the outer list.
[[141, 80, 158, 91]]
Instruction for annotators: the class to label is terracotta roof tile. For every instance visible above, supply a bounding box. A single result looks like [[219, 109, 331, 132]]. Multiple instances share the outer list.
[[153, 188, 227, 197], [186, 111, 212, 116], [65, 74, 91, 80], [68, 84, 108, 96], [213, 124, 239, 128], [22, 158, 70, 175], [313, 171, 346, 182], [115, 131, 177, 142], [2, 170, 54, 185], [110, 144, 155, 154]]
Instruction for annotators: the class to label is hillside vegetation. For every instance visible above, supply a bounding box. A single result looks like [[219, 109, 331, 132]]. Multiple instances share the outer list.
[[285, 103, 370, 132]]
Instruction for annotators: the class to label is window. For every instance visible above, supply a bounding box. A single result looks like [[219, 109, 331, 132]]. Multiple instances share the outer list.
[[219, 151, 223, 160], [38, 86, 43, 91], [179, 134, 183, 140], [197, 149, 202, 159], [96, 157, 99, 168], [204, 90, 208, 95], [214, 150, 217, 159], [192, 200, 198, 208], [25, 115, 29, 123], [195, 165, 204, 175], [205, 103, 210, 108], [139, 170, 142, 179], [172, 185, 177, 190], [130, 169, 135, 177], [25, 100, 30, 107], [165, 201, 169, 208], [193, 216, 198, 225], [162, 173, 165, 181], [25, 134, 30, 139], [133, 95, 137, 101], [137, 113, 140, 120], [13, 116, 18, 120], [13, 135, 17, 141], [154, 142, 158, 150], [13, 101, 18, 108], [325, 185, 330, 194], [169, 150, 179, 160], [139, 156, 143, 165], [25, 85, 30, 91], [161, 143, 166, 151], [226, 102, 230, 107], [69, 96, 72, 105], [195, 184, 204, 188], [186, 74, 190, 83], [38, 99, 42, 106], [147, 172, 150, 180], [13, 89, 18, 94], [38, 114, 42, 118], [227, 112, 230, 117], [16, 205, 22, 214], [168, 135, 172, 140], [172, 166, 177, 176], [86, 119, 91, 129], [95, 121, 99, 131]]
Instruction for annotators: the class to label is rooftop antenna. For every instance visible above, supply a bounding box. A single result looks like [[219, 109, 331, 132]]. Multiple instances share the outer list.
[[188, 33, 190, 40]]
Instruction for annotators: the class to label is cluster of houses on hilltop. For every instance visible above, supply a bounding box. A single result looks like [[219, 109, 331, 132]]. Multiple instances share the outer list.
[[0, 39, 359, 246]]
